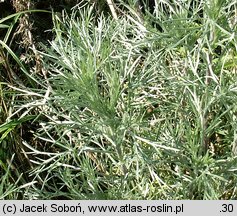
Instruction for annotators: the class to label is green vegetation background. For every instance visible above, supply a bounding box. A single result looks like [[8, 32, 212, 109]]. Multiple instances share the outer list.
[[0, 0, 237, 199]]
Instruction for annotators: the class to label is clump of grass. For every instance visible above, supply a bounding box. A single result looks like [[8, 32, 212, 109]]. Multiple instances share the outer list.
[[0, 154, 21, 199], [9, 0, 237, 199], [0, 11, 26, 199], [0, 8, 51, 199]]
